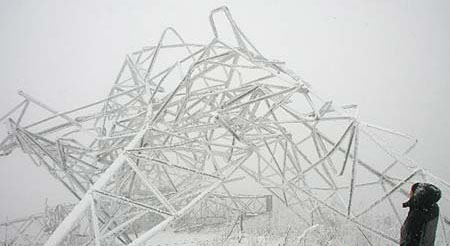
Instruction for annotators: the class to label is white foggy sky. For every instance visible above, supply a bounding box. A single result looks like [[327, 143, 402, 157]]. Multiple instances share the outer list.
[[0, 0, 449, 219]]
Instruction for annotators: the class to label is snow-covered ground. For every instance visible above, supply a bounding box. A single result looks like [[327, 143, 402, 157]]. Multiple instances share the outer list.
[[145, 231, 285, 246]]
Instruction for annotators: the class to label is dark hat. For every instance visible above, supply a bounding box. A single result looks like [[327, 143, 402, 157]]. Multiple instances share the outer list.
[[403, 183, 441, 208]]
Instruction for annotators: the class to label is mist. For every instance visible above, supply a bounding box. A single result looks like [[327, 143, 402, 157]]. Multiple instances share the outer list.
[[0, 0, 449, 222]]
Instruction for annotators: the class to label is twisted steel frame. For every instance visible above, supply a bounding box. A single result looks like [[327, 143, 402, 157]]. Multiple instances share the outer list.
[[0, 7, 449, 246]]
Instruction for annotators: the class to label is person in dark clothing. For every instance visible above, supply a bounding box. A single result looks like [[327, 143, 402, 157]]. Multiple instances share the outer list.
[[400, 182, 441, 246]]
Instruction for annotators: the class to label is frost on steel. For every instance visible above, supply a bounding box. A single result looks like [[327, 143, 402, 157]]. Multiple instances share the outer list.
[[0, 7, 449, 246]]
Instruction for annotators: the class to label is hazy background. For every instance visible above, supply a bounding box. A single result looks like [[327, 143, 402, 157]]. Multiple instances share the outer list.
[[0, 0, 449, 220]]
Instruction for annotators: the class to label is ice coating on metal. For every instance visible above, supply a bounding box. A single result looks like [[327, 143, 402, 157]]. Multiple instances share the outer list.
[[0, 6, 449, 246]]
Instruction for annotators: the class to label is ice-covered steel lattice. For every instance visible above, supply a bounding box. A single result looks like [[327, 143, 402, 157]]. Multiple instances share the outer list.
[[1, 7, 449, 246]]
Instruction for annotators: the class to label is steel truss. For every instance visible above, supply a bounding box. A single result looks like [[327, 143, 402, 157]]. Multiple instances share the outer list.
[[0, 6, 449, 246], [0, 204, 73, 246]]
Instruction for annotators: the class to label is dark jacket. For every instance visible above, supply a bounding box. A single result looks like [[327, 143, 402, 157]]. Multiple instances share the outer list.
[[400, 183, 441, 246]]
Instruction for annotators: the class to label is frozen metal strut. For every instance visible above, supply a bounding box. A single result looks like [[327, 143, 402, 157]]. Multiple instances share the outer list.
[[0, 6, 449, 246]]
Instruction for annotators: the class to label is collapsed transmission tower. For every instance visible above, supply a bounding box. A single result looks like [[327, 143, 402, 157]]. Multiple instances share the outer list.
[[0, 6, 449, 246]]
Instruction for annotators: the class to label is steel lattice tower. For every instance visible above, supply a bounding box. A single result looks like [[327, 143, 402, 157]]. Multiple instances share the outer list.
[[1, 7, 449, 246]]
